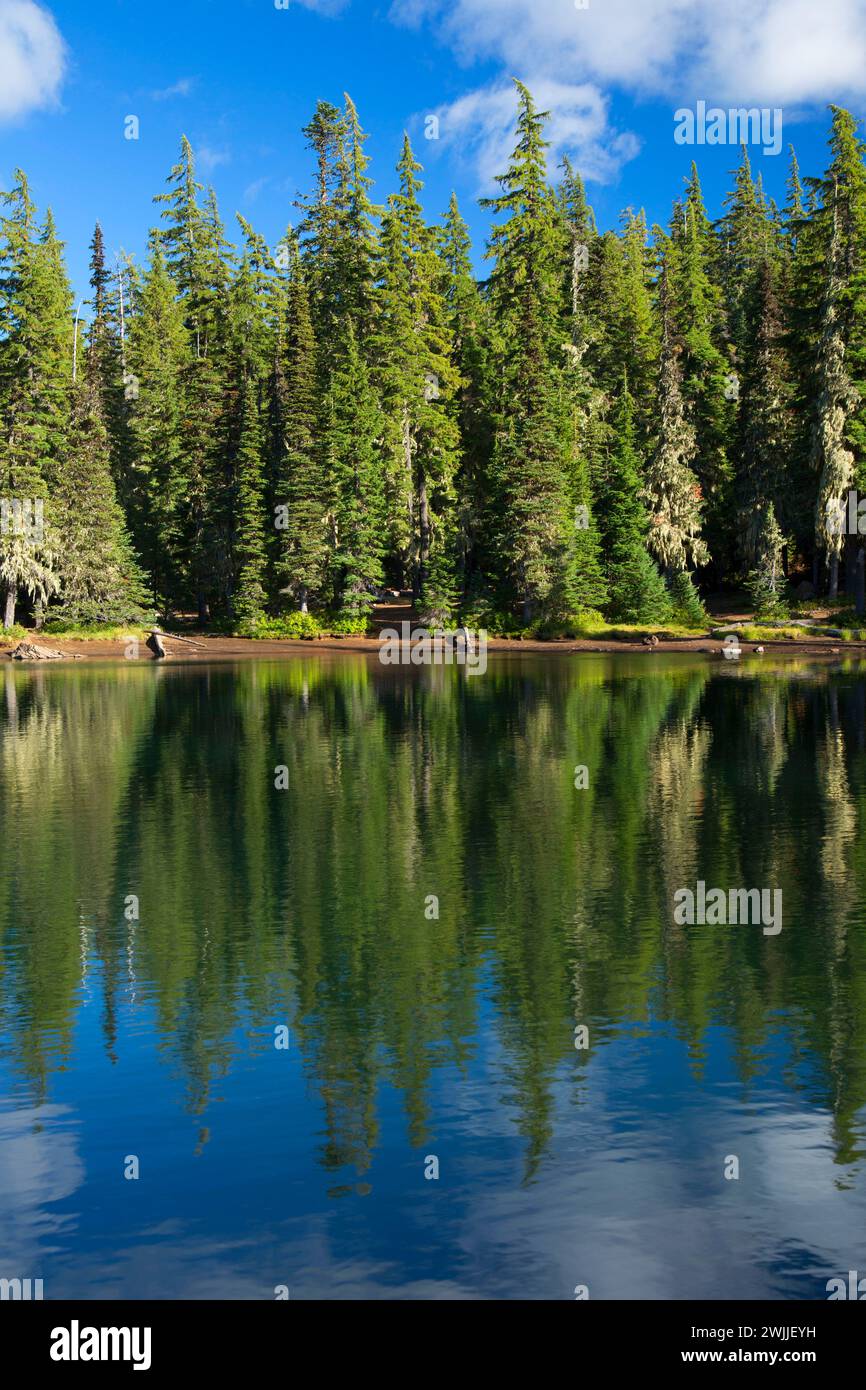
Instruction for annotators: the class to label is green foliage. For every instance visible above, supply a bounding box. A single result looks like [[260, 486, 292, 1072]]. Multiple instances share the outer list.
[[4, 99, 866, 633], [326, 611, 370, 636], [238, 611, 322, 639], [743, 502, 790, 619], [599, 383, 670, 623], [668, 570, 708, 627], [744, 568, 791, 621]]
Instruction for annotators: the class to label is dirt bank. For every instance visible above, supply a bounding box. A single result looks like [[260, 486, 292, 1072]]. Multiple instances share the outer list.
[[3, 631, 865, 662]]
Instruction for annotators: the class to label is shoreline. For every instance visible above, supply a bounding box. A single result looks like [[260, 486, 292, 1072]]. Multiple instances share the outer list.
[[4, 632, 866, 663]]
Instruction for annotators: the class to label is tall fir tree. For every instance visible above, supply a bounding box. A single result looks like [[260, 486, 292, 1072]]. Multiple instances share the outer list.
[[667, 167, 732, 576], [735, 254, 794, 570], [274, 240, 329, 613], [439, 192, 492, 604], [644, 259, 708, 577], [599, 380, 671, 622], [49, 375, 152, 624], [807, 109, 866, 602], [154, 139, 231, 621], [125, 233, 188, 615], [0, 177, 68, 626], [329, 323, 387, 615], [482, 82, 581, 624], [376, 135, 460, 615]]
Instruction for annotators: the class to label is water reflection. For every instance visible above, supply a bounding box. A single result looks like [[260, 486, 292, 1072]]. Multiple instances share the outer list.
[[1, 653, 866, 1298]]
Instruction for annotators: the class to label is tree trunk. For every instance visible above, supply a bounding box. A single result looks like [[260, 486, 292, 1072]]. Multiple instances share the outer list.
[[2, 582, 16, 630], [855, 547, 865, 618], [299, 587, 308, 614], [418, 469, 430, 597], [846, 536, 857, 595], [197, 593, 210, 626], [828, 553, 839, 600]]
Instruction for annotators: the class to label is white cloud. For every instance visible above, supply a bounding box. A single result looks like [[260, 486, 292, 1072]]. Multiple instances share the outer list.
[[197, 144, 231, 173], [0, 0, 66, 121], [152, 77, 195, 101], [243, 176, 269, 202], [293, 0, 351, 14], [391, 0, 866, 106], [430, 77, 640, 190]]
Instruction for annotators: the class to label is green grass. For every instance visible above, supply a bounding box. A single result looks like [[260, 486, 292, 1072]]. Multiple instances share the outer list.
[[1, 623, 150, 645], [43, 623, 151, 641], [0, 624, 31, 644], [545, 615, 707, 642], [713, 622, 866, 642], [717, 624, 807, 642], [236, 611, 374, 640]]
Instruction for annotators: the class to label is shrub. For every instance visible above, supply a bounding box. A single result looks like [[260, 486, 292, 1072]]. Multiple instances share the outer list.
[[535, 608, 604, 640], [327, 612, 370, 636], [607, 551, 673, 625], [238, 612, 323, 640], [668, 571, 707, 627], [744, 567, 791, 622]]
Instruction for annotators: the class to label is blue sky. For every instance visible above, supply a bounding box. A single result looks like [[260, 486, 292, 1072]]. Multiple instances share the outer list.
[[2, 0, 866, 303]]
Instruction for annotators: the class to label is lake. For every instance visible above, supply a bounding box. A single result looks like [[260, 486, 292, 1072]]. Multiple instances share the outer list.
[[1, 652, 865, 1299]]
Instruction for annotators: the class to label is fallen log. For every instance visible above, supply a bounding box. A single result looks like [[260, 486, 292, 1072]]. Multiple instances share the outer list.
[[149, 629, 207, 649], [145, 629, 209, 658], [8, 641, 65, 661]]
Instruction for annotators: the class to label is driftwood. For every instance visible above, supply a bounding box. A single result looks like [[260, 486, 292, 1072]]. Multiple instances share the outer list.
[[8, 641, 66, 661], [153, 630, 205, 647], [145, 629, 207, 659]]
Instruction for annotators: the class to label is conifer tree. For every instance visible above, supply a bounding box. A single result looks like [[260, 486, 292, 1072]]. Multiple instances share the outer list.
[[482, 82, 579, 624], [274, 242, 328, 613], [377, 135, 460, 615], [125, 234, 187, 615], [0, 176, 68, 626], [231, 373, 268, 624], [588, 213, 657, 450], [735, 255, 793, 569], [49, 377, 152, 624], [807, 109, 866, 601], [297, 101, 348, 374], [223, 225, 272, 624], [644, 262, 708, 577], [4, 96, 866, 634], [811, 196, 859, 598], [556, 161, 608, 613], [86, 223, 116, 414], [599, 381, 671, 622], [439, 192, 492, 602], [329, 324, 387, 616], [667, 168, 731, 573], [155, 139, 231, 621]]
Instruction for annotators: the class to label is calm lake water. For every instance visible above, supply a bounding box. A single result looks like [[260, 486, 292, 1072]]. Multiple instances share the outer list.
[[1, 652, 866, 1300]]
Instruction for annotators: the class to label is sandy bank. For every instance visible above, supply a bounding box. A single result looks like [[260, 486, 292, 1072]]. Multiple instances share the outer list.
[[3, 632, 866, 662]]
